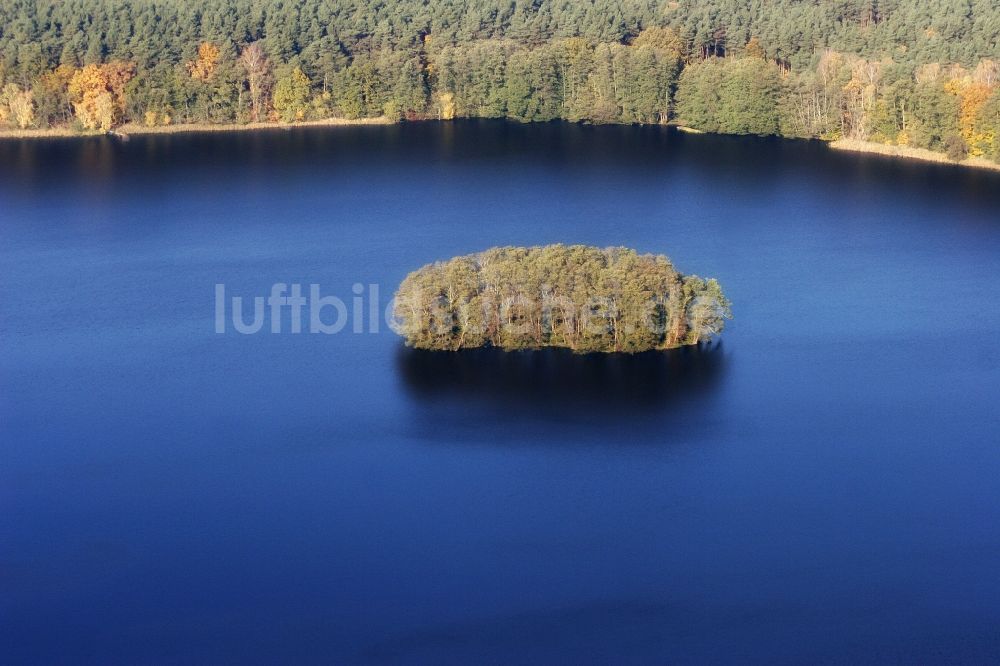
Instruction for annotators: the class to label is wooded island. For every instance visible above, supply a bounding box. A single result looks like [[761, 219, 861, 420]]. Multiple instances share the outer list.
[[393, 245, 731, 353]]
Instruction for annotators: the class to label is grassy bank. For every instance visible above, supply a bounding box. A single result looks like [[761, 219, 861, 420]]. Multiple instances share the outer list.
[[0, 116, 392, 140], [0, 126, 103, 139], [829, 139, 1000, 173]]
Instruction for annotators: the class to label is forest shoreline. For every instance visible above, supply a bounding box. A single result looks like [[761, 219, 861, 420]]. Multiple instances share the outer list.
[[0, 115, 392, 140], [828, 139, 1000, 173]]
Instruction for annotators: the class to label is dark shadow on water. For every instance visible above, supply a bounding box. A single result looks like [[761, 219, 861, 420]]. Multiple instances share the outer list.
[[396, 342, 728, 415]]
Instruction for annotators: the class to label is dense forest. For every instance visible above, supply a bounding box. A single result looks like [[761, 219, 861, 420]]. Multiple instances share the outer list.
[[394, 245, 731, 353], [1, 0, 1000, 161]]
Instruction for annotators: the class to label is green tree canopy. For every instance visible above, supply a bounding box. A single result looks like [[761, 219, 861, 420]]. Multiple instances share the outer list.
[[393, 245, 732, 353]]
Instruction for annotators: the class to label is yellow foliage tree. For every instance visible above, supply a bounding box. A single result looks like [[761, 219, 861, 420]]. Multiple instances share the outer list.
[[0, 83, 35, 129], [744, 36, 766, 60], [187, 42, 221, 81], [38, 63, 76, 93], [68, 61, 135, 130], [68, 65, 108, 130], [436, 91, 456, 120], [958, 81, 994, 156]]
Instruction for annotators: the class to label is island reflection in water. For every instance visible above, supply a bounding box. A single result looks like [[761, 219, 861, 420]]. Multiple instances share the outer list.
[[396, 342, 727, 412]]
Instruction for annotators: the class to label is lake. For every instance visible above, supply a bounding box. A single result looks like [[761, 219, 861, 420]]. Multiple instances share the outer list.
[[2, 121, 999, 663]]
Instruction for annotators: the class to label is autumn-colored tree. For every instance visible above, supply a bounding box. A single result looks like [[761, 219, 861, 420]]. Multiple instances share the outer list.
[[954, 81, 994, 156], [67, 61, 135, 130], [187, 42, 221, 81], [240, 42, 272, 121], [68, 65, 113, 130], [0, 83, 35, 128], [744, 36, 766, 60], [436, 91, 456, 119], [102, 61, 136, 113]]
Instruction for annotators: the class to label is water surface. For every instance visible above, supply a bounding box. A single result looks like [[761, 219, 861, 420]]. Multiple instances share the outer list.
[[2, 122, 999, 663]]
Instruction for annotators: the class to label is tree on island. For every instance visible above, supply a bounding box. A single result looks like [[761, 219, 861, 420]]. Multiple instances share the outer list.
[[393, 245, 731, 353]]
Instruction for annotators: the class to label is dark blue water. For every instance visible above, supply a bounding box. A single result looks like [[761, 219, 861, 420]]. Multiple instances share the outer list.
[[2, 122, 999, 663]]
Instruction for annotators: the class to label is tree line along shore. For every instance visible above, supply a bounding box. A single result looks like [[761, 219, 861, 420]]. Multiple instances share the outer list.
[[2, 0, 1000, 169]]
